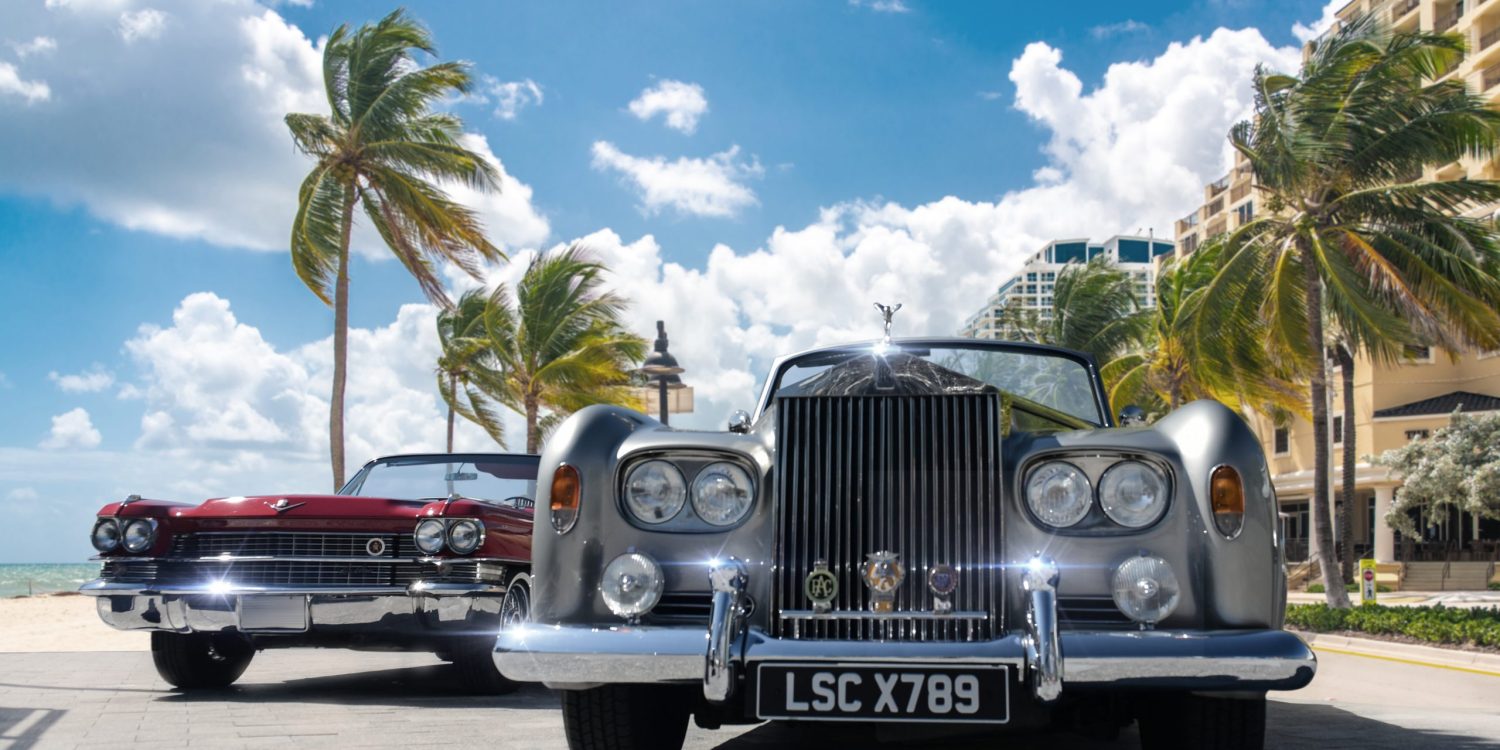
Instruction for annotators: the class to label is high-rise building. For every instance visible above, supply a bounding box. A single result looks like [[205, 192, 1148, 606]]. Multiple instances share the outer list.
[[960, 235, 1174, 340]]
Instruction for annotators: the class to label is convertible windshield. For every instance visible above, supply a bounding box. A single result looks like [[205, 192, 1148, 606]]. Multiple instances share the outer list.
[[771, 343, 1104, 426], [341, 455, 539, 510]]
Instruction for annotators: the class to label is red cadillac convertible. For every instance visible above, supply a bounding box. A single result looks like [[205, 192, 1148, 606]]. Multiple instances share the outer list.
[[80, 452, 538, 693]]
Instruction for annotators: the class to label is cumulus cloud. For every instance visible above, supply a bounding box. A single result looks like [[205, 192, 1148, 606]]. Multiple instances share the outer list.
[[628, 79, 708, 134], [48, 365, 115, 393], [41, 408, 102, 449], [591, 141, 762, 218], [0, 1, 548, 256], [480, 76, 543, 120], [1293, 0, 1343, 43], [11, 36, 57, 58], [1091, 20, 1149, 39], [849, 0, 910, 13], [118, 8, 167, 43]]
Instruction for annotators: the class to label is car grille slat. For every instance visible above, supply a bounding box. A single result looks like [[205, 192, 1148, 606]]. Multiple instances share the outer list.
[[773, 393, 1003, 642], [173, 532, 407, 559]]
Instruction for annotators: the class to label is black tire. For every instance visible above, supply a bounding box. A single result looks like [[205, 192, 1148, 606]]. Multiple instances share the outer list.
[[455, 573, 530, 695], [1137, 693, 1266, 750], [150, 632, 254, 690], [561, 684, 692, 750]]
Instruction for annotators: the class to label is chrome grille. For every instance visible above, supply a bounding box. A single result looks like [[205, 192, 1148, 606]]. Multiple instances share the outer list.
[[132, 560, 424, 588], [1058, 596, 1134, 631], [173, 532, 408, 559], [772, 394, 1003, 641]]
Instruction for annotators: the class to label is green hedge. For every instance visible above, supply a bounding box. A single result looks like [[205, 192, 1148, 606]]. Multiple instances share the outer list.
[[1306, 582, 1391, 594], [1286, 603, 1500, 648]]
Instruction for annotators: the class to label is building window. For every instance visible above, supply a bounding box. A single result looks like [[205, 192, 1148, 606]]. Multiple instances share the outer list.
[[1405, 429, 1431, 441], [1117, 239, 1152, 264], [1235, 201, 1254, 224], [1403, 344, 1433, 363], [1181, 235, 1199, 255], [1331, 414, 1344, 445], [1273, 426, 1290, 455]]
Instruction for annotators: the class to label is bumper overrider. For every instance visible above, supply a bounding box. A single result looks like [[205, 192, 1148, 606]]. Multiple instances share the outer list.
[[494, 558, 1316, 707]]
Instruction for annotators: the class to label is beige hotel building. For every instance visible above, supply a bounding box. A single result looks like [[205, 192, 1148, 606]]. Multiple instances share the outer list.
[[1172, 0, 1500, 587]]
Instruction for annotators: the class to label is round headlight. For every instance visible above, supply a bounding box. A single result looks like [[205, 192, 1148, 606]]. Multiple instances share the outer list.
[[91, 519, 120, 552], [624, 460, 687, 524], [1098, 461, 1169, 528], [1112, 554, 1181, 625], [1025, 461, 1092, 527], [447, 519, 483, 555], [414, 518, 446, 555], [600, 552, 663, 620], [122, 519, 156, 553], [691, 462, 754, 527]]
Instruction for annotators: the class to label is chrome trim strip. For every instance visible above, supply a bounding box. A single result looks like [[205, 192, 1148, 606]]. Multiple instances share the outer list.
[[1022, 558, 1063, 702], [704, 559, 747, 702], [779, 610, 987, 621], [407, 581, 506, 596], [79, 579, 407, 597], [183, 556, 423, 563], [495, 624, 707, 686]]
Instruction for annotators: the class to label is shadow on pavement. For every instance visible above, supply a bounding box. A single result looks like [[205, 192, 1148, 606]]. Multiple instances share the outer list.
[[0, 707, 66, 750], [704, 702, 1500, 749], [154, 662, 559, 710]]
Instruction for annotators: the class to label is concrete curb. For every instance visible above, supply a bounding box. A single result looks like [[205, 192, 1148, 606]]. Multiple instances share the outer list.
[[1297, 630, 1500, 675]]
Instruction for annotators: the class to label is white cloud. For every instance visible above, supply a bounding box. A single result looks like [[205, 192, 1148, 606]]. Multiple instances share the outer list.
[[118, 8, 167, 43], [591, 141, 762, 218], [0, 372, 10, 389], [628, 79, 708, 134], [849, 0, 910, 13], [1091, 20, 1149, 39], [1293, 0, 1343, 43], [480, 76, 543, 120], [0, 1, 548, 257], [41, 408, 102, 449], [11, 36, 57, 58], [6, 487, 39, 501], [0, 62, 50, 103], [48, 365, 115, 393]]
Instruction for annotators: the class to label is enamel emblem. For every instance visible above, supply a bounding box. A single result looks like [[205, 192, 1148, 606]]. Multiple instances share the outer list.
[[804, 559, 838, 614], [861, 550, 905, 613], [366, 538, 387, 557], [928, 563, 958, 615]]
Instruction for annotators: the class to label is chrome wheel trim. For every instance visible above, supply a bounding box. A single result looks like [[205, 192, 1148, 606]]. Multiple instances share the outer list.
[[500, 579, 530, 629]]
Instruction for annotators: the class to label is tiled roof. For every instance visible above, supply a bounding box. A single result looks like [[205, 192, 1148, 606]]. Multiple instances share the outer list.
[[1372, 391, 1500, 419]]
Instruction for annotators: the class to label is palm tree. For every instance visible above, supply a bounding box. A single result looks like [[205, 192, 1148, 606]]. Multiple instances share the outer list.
[[482, 247, 647, 453], [437, 289, 509, 450], [999, 255, 1151, 365], [1197, 15, 1500, 606], [286, 10, 505, 489], [1103, 236, 1302, 417]]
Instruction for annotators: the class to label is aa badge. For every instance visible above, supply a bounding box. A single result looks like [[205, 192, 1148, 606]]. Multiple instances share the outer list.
[[861, 550, 905, 613], [928, 563, 958, 614], [804, 559, 838, 614]]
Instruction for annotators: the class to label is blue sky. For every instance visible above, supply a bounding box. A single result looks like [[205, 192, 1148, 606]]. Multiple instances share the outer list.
[[0, 0, 1333, 561]]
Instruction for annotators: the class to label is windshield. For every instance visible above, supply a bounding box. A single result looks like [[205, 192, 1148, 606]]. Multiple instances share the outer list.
[[341, 455, 539, 510], [770, 343, 1104, 426]]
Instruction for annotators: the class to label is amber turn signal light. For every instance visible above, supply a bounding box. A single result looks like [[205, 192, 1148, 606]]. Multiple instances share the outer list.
[[1209, 465, 1245, 538], [551, 464, 581, 534]]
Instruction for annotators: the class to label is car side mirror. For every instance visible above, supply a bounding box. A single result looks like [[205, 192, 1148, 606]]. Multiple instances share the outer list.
[[728, 410, 752, 434], [1119, 405, 1147, 426]]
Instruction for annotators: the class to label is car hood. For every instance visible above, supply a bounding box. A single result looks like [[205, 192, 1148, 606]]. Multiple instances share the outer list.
[[180, 494, 431, 519]]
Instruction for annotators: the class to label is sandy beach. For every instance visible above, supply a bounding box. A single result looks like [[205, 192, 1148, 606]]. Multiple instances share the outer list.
[[0, 594, 148, 652]]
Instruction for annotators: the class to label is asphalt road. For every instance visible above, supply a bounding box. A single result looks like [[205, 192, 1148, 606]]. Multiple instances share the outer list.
[[0, 646, 1497, 749]]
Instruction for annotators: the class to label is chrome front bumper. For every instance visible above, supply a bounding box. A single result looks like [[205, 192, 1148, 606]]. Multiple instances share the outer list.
[[81, 579, 504, 635], [495, 558, 1317, 701]]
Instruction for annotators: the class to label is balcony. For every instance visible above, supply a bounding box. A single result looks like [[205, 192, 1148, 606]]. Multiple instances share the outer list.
[[1484, 60, 1500, 90], [1204, 197, 1225, 217], [1205, 217, 1227, 237], [1436, 8, 1461, 32], [1230, 182, 1252, 202], [1207, 175, 1230, 196], [1175, 212, 1200, 237], [1391, 0, 1420, 24]]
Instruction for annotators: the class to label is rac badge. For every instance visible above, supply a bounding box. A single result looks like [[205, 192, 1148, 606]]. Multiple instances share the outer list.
[[928, 563, 958, 615], [861, 550, 905, 613], [804, 560, 838, 614]]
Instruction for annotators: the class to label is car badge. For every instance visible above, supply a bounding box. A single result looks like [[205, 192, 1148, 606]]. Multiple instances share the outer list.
[[269, 498, 306, 513], [861, 550, 905, 613], [873, 302, 903, 344], [928, 563, 959, 615], [804, 559, 839, 614], [366, 538, 387, 557]]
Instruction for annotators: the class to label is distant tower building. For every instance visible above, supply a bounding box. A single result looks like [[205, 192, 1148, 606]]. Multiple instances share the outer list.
[[960, 234, 1174, 340]]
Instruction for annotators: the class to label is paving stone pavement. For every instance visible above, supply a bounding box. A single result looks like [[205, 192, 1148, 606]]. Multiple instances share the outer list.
[[2, 650, 1499, 749]]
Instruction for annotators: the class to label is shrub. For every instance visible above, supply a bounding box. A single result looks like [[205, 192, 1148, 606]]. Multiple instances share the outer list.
[[1305, 582, 1390, 593], [1286, 603, 1500, 648]]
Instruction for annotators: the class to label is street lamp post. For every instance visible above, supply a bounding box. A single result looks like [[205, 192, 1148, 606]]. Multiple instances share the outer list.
[[639, 321, 687, 425]]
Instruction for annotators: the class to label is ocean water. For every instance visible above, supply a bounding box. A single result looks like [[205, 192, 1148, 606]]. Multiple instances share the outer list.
[[0, 563, 100, 598]]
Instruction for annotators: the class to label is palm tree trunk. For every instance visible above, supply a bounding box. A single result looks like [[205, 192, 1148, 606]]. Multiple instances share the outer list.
[[446, 373, 457, 453], [1302, 249, 1352, 608], [1336, 343, 1357, 582], [525, 395, 539, 454], [329, 194, 355, 491]]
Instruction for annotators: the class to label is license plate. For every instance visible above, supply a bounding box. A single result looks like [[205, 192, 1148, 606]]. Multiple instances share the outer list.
[[238, 595, 309, 632], [756, 663, 1009, 723]]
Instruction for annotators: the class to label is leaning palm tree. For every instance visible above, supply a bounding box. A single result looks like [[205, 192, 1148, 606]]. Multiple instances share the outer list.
[[483, 248, 648, 453], [287, 10, 505, 489], [1197, 15, 1500, 607], [437, 289, 509, 450], [999, 255, 1151, 365]]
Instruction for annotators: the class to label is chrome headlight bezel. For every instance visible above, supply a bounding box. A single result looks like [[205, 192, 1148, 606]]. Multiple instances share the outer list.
[[91, 518, 120, 553], [1098, 460, 1170, 529], [446, 519, 485, 555], [413, 518, 447, 555], [1024, 460, 1093, 528], [619, 453, 760, 532], [690, 461, 755, 527], [121, 518, 158, 553], [623, 460, 688, 525]]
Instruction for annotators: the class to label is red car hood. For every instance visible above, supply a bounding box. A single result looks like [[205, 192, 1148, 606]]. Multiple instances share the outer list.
[[180, 494, 431, 519]]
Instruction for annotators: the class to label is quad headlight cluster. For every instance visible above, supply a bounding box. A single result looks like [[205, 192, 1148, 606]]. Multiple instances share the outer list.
[[622, 458, 755, 529], [91, 518, 157, 554], [1024, 459, 1169, 530], [413, 518, 485, 555]]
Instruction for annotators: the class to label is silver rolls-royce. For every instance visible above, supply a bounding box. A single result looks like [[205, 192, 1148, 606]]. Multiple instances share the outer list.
[[495, 332, 1315, 750]]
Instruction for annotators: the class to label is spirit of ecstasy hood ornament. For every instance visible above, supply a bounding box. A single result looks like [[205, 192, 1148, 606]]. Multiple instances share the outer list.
[[874, 302, 902, 344]]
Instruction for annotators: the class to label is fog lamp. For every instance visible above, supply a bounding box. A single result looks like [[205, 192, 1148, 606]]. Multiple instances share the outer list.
[[1112, 554, 1180, 627], [600, 552, 663, 621]]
